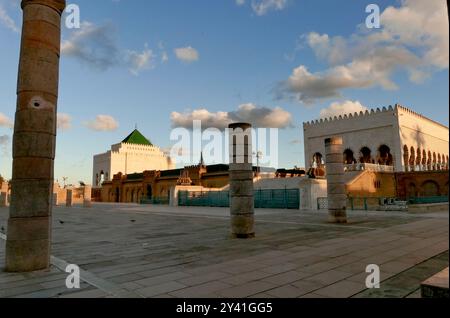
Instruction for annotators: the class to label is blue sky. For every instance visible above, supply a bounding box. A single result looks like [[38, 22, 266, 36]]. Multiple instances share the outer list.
[[0, 0, 448, 184]]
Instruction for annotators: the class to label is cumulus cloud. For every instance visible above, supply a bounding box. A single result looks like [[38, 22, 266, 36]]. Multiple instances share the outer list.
[[57, 113, 72, 131], [0, 112, 13, 128], [278, 0, 448, 104], [251, 0, 288, 16], [235, 0, 246, 5], [126, 45, 155, 75], [278, 45, 421, 104], [319, 100, 368, 119], [174, 46, 199, 63], [0, 4, 19, 33], [0, 135, 11, 156], [62, 21, 157, 75], [61, 22, 120, 71], [84, 115, 119, 132], [171, 103, 292, 129]]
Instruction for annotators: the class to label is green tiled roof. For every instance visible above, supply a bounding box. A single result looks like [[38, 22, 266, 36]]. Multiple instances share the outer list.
[[122, 129, 153, 146]]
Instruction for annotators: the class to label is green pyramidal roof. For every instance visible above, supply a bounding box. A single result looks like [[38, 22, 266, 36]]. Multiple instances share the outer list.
[[122, 129, 153, 146]]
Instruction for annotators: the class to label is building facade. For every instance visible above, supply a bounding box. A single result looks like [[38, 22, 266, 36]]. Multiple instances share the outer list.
[[92, 129, 175, 187], [100, 163, 231, 203], [303, 104, 449, 173]]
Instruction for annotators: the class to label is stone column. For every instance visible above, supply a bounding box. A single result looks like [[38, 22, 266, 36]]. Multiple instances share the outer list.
[[229, 123, 254, 238], [52, 193, 58, 206], [0, 192, 8, 207], [66, 189, 73, 207], [5, 0, 66, 272], [83, 186, 92, 208], [325, 137, 347, 223]]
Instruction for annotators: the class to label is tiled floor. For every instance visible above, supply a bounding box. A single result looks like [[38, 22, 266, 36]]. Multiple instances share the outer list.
[[0, 204, 448, 298]]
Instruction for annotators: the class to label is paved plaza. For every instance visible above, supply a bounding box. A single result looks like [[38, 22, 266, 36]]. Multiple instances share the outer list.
[[0, 204, 448, 298]]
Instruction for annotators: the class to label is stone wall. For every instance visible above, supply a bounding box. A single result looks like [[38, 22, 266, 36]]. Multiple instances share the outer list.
[[395, 171, 449, 199]]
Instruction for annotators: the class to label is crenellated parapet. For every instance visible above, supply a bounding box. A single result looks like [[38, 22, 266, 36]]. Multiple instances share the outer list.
[[303, 105, 395, 127]]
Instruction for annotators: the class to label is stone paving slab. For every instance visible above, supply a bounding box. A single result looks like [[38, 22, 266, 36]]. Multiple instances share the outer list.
[[0, 204, 448, 298]]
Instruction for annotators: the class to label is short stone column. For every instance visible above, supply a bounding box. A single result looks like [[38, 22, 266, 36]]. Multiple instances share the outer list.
[[0, 192, 8, 207], [229, 123, 254, 238], [66, 189, 73, 207], [52, 193, 58, 206], [325, 137, 347, 223], [83, 186, 92, 208]]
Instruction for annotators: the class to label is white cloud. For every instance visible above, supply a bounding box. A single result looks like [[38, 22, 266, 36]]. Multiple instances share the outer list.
[[126, 45, 155, 75], [84, 115, 119, 132], [279, 45, 421, 104], [320, 100, 368, 119], [62, 21, 157, 74], [251, 0, 288, 16], [278, 0, 448, 104], [236, 0, 246, 6], [174, 46, 199, 63], [0, 112, 13, 128], [171, 103, 292, 129], [57, 113, 72, 131], [61, 22, 120, 71], [0, 4, 19, 33], [0, 134, 11, 156]]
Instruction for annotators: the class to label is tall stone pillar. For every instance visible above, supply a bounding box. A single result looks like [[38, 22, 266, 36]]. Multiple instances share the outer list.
[[83, 186, 92, 208], [5, 0, 66, 272], [325, 137, 347, 224], [229, 123, 254, 238]]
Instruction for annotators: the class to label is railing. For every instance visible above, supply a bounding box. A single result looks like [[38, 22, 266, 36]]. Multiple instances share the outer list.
[[178, 191, 230, 207], [338, 196, 448, 211], [178, 189, 300, 209], [408, 196, 449, 205], [344, 163, 394, 172], [254, 189, 300, 209], [140, 197, 170, 205]]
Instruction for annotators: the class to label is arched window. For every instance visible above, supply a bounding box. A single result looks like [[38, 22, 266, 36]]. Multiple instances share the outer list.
[[422, 150, 427, 168], [409, 147, 416, 171], [312, 152, 323, 168], [378, 145, 393, 166], [343, 149, 356, 164], [427, 151, 432, 170], [403, 145, 409, 171], [359, 147, 372, 164], [420, 180, 440, 197], [407, 183, 417, 199], [416, 148, 422, 170], [99, 170, 105, 185], [147, 184, 153, 200]]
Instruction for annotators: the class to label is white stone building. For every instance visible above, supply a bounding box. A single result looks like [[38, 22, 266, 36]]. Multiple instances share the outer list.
[[303, 104, 449, 172], [92, 129, 175, 187]]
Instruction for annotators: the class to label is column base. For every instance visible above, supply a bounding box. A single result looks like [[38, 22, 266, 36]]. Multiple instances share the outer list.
[[5, 239, 50, 272], [231, 233, 255, 239]]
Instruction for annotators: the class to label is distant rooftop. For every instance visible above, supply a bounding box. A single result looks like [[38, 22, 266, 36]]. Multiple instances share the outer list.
[[122, 129, 153, 146]]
